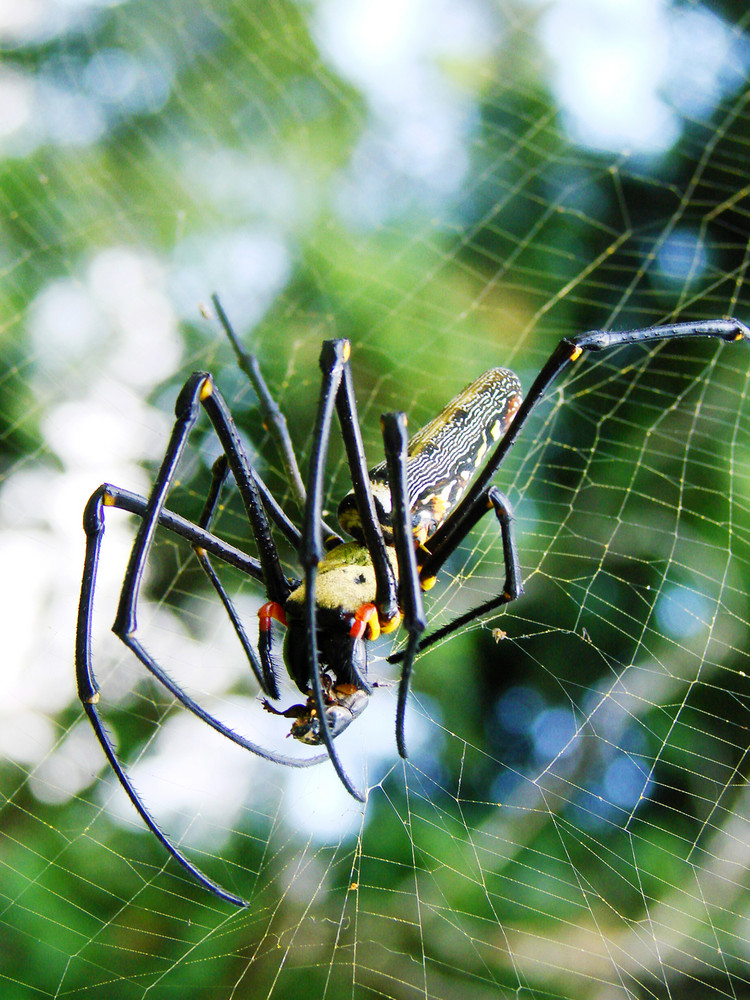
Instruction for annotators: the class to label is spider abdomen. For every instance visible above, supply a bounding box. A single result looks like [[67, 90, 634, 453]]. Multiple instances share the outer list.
[[338, 366, 523, 543]]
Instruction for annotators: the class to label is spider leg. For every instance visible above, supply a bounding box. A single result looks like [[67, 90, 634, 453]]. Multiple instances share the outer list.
[[112, 373, 289, 641], [335, 358, 399, 625], [75, 489, 322, 909], [111, 373, 294, 724], [192, 455, 279, 698], [212, 293, 343, 548], [380, 412, 426, 758], [388, 486, 522, 663], [96, 483, 265, 579], [192, 443, 302, 699], [197, 377, 293, 607], [77, 485, 327, 769], [302, 339, 396, 802], [80, 697, 249, 907], [421, 317, 750, 581], [233, 452, 303, 551], [77, 375, 334, 906]]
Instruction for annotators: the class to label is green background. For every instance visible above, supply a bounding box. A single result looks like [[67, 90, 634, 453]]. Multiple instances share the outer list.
[[2, 1, 750, 997]]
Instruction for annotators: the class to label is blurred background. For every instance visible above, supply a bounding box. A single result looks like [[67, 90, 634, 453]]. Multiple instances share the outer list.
[[2, 0, 750, 997]]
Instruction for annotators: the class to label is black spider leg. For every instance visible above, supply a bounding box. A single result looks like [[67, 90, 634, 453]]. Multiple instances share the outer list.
[[232, 452, 303, 551], [75, 492, 318, 910], [98, 483, 267, 579], [95, 479, 299, 699], [336, 358, 399, 626], [388, 487, 522, 664], [190, 421, 304, 698], [302, 341, 361, 798], [381, 412, 426, 758], [212, 293, 343, 548], [75, 501, 247, 907], [76, 379, 329, 907], [197, 379, 305, 701], [108, 373, 292, 729], [394, 318, 749, 661], [420, 317, 750, 585], [191, 456, 279, 698], [301, 340, 401, 801]]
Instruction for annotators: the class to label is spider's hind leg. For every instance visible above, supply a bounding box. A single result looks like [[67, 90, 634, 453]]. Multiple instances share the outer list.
[[389, 486, 523, 663]]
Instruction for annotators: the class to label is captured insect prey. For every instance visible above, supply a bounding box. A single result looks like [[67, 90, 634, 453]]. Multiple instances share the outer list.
[[75, 300, 750, 905]]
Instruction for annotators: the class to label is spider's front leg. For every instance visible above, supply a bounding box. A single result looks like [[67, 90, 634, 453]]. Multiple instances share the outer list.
[[106, 373, 294, 717], [292, 339, 402, 801], [423, 317, 750, 572], [212, 293, 343, 548], [76, 372, 330, 907]]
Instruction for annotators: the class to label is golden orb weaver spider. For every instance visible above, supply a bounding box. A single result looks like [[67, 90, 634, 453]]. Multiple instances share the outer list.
[[76, 298, 749, 906]]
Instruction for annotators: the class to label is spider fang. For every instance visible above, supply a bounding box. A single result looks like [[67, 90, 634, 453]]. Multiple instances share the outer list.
[[349, 603, 380, 640], [259, 601, 287, 630]]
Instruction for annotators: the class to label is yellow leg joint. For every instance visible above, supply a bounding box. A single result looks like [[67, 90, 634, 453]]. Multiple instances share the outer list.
[[199, 376, 214, 400], [380, 611, 402, 634], [421, 576, 437, 592], [570, 345, 583, 362]]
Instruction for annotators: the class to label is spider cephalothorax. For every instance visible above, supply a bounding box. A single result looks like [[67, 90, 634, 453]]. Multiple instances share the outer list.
[[76, 298, 749, 905]]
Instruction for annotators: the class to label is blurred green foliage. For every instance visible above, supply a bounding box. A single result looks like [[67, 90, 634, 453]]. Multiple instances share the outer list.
[[2, 1, 750, 998]]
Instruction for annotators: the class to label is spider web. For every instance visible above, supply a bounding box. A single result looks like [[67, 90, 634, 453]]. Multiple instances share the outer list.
[[2, 1, 750, 997]]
